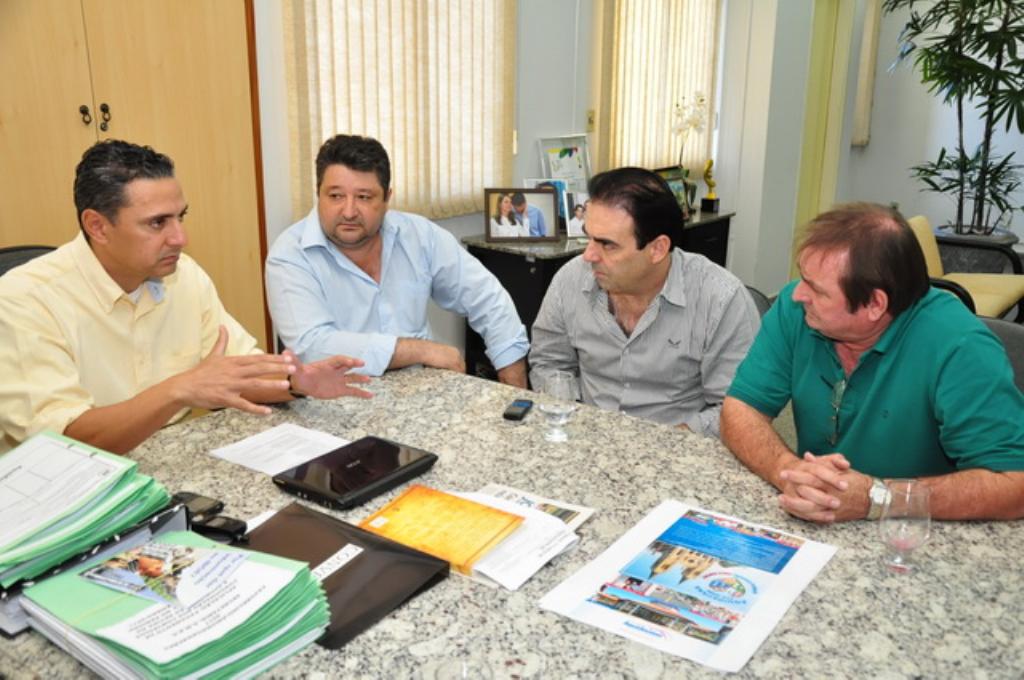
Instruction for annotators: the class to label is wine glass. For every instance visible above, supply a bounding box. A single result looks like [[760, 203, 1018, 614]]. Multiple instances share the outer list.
[[429, 658, 494, 680], [878, 479, 931, 574], [538, 371, 578, 443]]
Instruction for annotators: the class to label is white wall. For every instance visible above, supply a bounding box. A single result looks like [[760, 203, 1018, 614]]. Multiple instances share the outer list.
[[836, 3, 1024, 236], [253, 0, 293, 248], [717, 0, 814, 296], [514, 0, 593, 183]]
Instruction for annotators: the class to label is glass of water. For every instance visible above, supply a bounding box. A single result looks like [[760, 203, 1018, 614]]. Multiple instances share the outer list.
[[538, 371, 578, 443], [879, 479, 931, 574]]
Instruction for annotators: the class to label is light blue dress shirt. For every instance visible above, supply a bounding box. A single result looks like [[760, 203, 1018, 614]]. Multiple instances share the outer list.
[[266, 208, 529, 376], [525, 204, 547, 237]]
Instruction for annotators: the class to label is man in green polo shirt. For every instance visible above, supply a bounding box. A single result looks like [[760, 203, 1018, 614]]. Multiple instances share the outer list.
[[721, 203, 1024, 523]]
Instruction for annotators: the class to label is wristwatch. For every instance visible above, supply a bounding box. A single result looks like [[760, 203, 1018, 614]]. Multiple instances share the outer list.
[[866, 477, 890, 520]]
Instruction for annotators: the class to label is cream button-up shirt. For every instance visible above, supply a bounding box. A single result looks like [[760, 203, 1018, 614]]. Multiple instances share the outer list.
[[0, 234, 259, 452]]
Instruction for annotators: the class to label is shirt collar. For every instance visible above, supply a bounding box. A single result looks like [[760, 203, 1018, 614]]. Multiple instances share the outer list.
[[69, 233, 165, 312], [802, 285, 925, 356]]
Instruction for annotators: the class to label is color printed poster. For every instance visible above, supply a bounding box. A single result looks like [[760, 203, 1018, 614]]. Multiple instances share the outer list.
[[539, 501, 836, 673]]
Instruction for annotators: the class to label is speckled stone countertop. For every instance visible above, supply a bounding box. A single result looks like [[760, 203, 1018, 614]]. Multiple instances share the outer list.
[[461, 235, 587, 259], [3, 367, 1023, 678]]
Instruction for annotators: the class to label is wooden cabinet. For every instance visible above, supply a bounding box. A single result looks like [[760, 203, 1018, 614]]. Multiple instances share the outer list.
[[0, 0, 268, 347]]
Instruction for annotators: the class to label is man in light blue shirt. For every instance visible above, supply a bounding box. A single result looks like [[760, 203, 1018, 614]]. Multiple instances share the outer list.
[[511, 192, 548, 237], [266, 134, 529, 386]]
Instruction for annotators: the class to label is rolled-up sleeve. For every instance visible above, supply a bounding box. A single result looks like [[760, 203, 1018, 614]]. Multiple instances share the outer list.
[[427, 230, 528, 371], [266, 231, 397, 376], [691, 285, 761, 438], [528, 262, 579, 389]]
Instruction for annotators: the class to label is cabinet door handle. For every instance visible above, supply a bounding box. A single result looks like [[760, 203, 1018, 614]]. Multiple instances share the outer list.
[[99, 102, 111, 131], [78, 105, 92, 125]]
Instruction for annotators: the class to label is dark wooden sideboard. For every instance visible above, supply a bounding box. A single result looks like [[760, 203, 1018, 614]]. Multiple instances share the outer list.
[[461, 211, 733, 378]]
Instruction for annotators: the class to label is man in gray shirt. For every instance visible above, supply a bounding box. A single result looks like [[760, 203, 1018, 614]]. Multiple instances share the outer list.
[[529, 167, 760, 437]]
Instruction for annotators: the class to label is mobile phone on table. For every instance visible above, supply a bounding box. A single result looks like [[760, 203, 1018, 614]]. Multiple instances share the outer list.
[[191, 515, 248, 544], [171, 491, 225, 522], [503, 398, 534, 421]]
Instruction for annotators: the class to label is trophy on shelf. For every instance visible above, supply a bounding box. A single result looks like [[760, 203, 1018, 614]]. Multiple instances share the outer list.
[[700, 158, 720, 214]]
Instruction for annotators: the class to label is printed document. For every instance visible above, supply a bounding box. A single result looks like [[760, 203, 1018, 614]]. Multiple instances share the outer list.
[[459, 492, 578, 591], [210, 423, 348, 475], [477, 483, 595, 532], [0, 434, 131, 551], [539, 501, 836, 673], [97, 551, 292, 664]]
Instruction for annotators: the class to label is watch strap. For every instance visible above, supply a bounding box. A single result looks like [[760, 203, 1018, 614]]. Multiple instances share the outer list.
[[866, 477, 890, 520]]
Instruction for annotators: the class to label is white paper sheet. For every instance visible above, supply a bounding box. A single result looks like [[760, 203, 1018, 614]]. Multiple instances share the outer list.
[[0, 435, 130, 551], [539, 501, 836, 673], [458, 492, 578, 591], [97, 557, 292, 665], [477, 483, 595, 532], [209, 424, 348, 476]]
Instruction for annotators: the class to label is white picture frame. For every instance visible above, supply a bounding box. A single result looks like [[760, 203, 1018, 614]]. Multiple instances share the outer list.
[[537, 134, 592, 194]]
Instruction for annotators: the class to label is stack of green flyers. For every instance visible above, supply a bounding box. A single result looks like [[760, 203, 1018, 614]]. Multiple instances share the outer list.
[[22, 531, 329, 678], [0, 431, 170, 588]]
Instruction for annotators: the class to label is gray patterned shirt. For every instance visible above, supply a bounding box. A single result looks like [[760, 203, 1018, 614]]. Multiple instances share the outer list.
[[529, 249, 760, 437]]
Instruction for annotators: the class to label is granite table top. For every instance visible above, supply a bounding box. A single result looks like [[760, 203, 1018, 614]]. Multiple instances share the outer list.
[[2, 367, 1022, 679]]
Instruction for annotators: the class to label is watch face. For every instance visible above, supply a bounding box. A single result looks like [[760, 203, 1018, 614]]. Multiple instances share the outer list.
[[867, 479, 891, 519]]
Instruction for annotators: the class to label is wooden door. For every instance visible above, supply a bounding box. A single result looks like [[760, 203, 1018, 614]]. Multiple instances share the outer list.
[[0, 0, 98, 246], [81, 0, 267, 347]]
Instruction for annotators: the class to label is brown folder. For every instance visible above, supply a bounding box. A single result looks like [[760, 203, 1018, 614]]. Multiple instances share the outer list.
[[242, 502, 448, 649]]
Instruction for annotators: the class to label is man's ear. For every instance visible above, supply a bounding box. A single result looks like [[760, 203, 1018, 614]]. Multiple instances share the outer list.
[[647, 234, 673, 264], [80, 209, 111, 244], [866, 288, 890, 321]]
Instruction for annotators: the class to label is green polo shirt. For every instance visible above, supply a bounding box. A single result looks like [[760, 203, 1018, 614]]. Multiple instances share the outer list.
[[728, 282, 1024, 478]]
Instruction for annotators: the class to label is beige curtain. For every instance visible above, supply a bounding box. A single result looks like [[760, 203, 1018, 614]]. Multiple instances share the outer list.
[[282, 0, 516, 220], [597, 0, 719, 173]]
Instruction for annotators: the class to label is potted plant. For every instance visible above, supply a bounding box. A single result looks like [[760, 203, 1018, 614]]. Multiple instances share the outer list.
[[884, 0, 1024, 241]]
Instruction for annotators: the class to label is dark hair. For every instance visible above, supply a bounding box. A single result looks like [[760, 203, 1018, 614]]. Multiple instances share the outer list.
[[74, 140, 175, 234], [492, 192, 514, 222], [316, 134, 390, 192], [587, 167, 684, 249], [511, 192, 527, 207], [799, 202, 929, 316]]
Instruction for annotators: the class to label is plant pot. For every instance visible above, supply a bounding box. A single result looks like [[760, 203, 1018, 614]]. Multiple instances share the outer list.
[[935, 226, 1020, 274]]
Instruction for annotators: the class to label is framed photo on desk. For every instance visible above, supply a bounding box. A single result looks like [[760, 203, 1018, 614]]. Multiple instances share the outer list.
[[484, 188, 559, 243], [538, 134, 591, 193], [653, 165, 696, 219]]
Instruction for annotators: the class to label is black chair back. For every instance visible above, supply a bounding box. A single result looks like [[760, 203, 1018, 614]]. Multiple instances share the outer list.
[[745, 285, 773, 318], [0, 245, 55, 277], [982, 317, 1024, 393]]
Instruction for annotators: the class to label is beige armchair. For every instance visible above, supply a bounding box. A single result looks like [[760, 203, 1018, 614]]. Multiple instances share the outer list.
[[907, 215, 1024, 321]]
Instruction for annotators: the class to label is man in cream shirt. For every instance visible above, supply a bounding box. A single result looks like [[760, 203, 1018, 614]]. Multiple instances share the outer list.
[[0, 140, 371, 455]]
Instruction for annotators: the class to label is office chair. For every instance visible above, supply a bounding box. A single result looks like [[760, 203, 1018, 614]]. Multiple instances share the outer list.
[[0, 245, 55, 277], [744, 285, 773, 318], [908, 216, 1024, 321]]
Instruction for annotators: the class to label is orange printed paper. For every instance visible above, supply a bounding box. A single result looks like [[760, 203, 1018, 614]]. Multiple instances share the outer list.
[[359, 485, 524, 575]]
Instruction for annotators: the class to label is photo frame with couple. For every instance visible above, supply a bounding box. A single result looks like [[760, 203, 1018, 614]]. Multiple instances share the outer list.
[[484, 188, 559, 243]]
